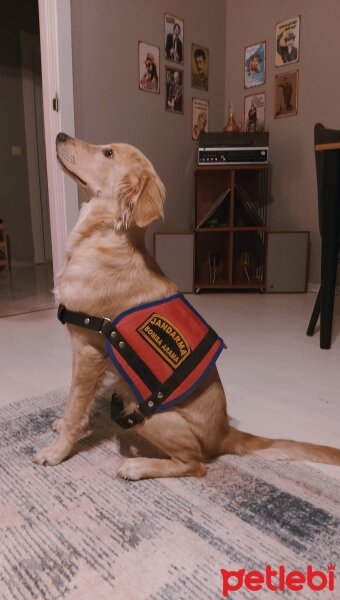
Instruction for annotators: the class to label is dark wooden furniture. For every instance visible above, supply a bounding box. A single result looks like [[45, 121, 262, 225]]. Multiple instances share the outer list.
[[0, 220, 10, 271], [306, 123, 340, 349], [194, 164, 268, 291]]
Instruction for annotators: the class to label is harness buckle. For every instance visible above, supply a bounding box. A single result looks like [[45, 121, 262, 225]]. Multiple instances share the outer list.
[[110, 394, 146, 429], [100, 317, 111, 335]]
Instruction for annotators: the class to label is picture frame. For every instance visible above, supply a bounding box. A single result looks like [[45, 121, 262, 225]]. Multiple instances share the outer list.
[[275, 16, 300, 67], [165, 67, 184, 114], [192, 98, 209, 140], [191, 44, 209, 91], [244, 41, 266, 88], [138, 42, 160, 94], [244, 93, 266, 132], [164, 14, 184, 64], [274, 70, 299, 118]]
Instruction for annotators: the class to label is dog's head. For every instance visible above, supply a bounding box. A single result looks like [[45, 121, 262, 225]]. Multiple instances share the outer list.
[[56, 132, 165, 229]]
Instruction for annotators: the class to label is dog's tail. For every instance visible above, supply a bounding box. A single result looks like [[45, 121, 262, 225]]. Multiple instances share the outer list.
[[223, 426, 340, 465]]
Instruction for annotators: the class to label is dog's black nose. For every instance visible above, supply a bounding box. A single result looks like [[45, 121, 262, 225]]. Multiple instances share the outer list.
[[56, 132, 68, 143]]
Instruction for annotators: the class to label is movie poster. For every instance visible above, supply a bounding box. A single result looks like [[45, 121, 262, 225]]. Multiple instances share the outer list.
[[192, 98, 209, 140], [244, 41, 266, 88], [276, 16, 300, 67], [244, 93, 265, 132], [275, 70, 299, 118], [191, 44, 209, 91]]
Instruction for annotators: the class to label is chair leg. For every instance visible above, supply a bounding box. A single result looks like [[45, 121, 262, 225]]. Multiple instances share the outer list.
[[320, 241, 338, 349], [306, 288, 320, 336]]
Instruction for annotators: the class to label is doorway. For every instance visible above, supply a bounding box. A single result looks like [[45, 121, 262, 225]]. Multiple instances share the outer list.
[[21, 30, 52, 265], [1, 0, 77, 317], [0, 0, 54, 317]]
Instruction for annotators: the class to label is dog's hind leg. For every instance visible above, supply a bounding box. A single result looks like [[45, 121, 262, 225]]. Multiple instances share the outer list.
[[117, 411, 207, 480], [117, 456, 206, 480], [33, 344, 109, 466]]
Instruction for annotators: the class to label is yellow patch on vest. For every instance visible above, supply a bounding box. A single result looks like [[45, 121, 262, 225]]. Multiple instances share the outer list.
[[137, 313, 191, 369]]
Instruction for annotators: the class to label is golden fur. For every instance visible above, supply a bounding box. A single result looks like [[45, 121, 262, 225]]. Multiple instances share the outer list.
[[33, 133, 340, 479]]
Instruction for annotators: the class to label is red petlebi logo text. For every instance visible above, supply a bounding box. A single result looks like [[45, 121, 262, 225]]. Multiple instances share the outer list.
[[221, 564, 336, 596]]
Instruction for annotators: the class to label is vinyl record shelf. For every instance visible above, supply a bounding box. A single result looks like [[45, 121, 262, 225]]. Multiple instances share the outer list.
[[194, 164, 269, 291]]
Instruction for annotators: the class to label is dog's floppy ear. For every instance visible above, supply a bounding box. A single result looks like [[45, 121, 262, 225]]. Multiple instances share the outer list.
[[134, 171, 165, 228], [116, 169, 165, 230]]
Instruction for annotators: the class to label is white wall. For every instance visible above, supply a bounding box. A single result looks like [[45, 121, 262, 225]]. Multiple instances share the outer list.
[[70, 0, 226, 249], [225, 0, 340, 285], [70, 1, 338, 285]]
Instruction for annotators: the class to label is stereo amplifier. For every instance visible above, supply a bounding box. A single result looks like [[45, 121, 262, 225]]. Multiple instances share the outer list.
[[198, 146, 268, 165], [198, 131, 269, 165]]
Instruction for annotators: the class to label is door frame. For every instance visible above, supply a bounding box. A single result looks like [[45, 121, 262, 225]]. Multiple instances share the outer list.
[[21, 30, 52, 264], [38, 0, 78, 276]]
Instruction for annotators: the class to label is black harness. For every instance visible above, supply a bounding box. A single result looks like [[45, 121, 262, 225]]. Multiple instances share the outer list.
[[58, 296, 225, 429]]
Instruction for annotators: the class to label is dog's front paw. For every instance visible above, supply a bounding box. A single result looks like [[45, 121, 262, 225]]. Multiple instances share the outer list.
[[117, 458, 148, 481], [51, 418, 63, 433], [32, 442, 67, 467]]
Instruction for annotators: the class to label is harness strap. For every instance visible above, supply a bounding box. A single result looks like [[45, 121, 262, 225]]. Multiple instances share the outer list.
[[117, 328, 219, 429], [139, 328, 218, 415], [58, 304, 110, 334], [58, 304, 160, 393], [107, 326, 160, 392], [110, 394, 145, 429]]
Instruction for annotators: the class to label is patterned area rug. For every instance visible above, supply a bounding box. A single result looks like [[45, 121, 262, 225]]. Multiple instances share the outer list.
[[0, 389, 339, 600]]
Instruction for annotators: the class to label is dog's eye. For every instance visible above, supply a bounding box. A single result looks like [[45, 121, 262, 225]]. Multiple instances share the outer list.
[[103, 148, 114, 158]]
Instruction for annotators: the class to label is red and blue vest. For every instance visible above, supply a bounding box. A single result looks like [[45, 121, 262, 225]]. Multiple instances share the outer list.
[[106, 293, 225, 410], [58, 293, 225, 428]]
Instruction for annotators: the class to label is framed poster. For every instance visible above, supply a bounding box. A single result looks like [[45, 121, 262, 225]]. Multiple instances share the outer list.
[[244, 41, 266, 88], [165, 67, 184, 114], [192, 98, 209, 140], [164, 14, 184, 64], [244, 93, 265, 132], [138, 42, 160, 93], [275, 70, 299, 118], [191, 44, 209, 91], [276, 16, 300, 67]]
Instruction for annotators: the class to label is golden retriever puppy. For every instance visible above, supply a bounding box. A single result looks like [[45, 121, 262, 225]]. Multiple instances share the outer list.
[[33, 133, 340, 479]]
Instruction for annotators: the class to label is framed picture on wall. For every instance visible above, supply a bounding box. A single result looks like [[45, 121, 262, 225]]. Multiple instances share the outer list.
[[165, 67, 184, 113], [192, 98, 209, 140], [138, 42, 160, 94], [191, 44, 209, 91], [274, 70, 299, 118], [244, 41, 266, 88], [244, 92, 265, 132], [164, 14, 184, 64], [275, 16, 300, 67]]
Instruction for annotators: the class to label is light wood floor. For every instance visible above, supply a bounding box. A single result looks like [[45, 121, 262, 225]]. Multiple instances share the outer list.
[[0, 263, 55, 317], [1, 291, 339, 480]]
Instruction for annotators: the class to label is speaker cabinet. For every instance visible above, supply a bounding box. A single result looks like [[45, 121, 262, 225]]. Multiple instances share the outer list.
[[266, 231, 310, 292], [154, 233, 194, 293]]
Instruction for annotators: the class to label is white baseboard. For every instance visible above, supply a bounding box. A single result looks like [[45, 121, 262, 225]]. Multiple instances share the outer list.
[[307, 283, 319, 293], [308, 283, 340, 294]]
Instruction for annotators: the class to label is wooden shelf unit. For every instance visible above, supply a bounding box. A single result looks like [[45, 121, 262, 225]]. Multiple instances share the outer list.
[[194, 164, 269, 291]]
